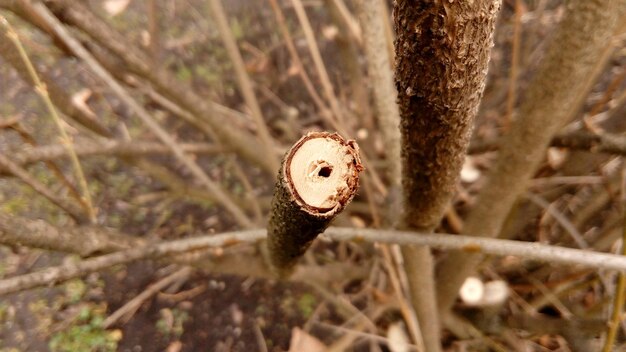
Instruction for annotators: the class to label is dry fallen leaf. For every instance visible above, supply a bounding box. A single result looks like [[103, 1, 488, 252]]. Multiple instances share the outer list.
[[288, 327, 327, 352], [103, 0, 131, 16], [165, 341, 182, 352], [322, 25, 339, 40], [460, 156, 481, 183], [546, 147, 567, 169], [71, 88, 97, 120], [459, 276, 485, 305], [387, 322, 410, 352]]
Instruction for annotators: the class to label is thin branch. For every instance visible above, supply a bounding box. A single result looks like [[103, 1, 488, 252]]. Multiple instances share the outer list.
[[9, 123, 87, 218], [0, 212, 137, 256], [0, 154, 87, 223], [327, 0, 362, 45], [359, 0, 401, 208], [267, 0, 332, 125], [2, 227, 626, 296], [379, 245, 424, 349], [226, 157, 263, 224], [469, 131, 626, 155], [25, 2, 252, 227], [290, 0, 346, 126], [4, 141, 221, 169], [138, 83, 219, 143], [359, 0, 419, 346], [1, 15, 96, 223], [324, 0, 371, 130], [102, 267, 192, 328], [525, 193, 588, 249], [602, 168, 626, 352], [0, 15, 112, 137], [207, 0, 279, 171], [0, 229, 266, 296], [145, 0, 159, 60], [503, 0, 522, 130], [34, 0, 275, 174]]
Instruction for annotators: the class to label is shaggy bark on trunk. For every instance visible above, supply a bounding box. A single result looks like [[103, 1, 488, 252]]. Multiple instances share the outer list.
[[394, 1, 501, 350], [267, 132, 363, 276], [435, 0, 622, 312]]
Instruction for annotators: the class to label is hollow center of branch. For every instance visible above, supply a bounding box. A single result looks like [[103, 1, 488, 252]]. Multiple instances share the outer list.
[[318, 166, 332, 178], [286, 133, 362, 212], [307, 160, 334, 179]]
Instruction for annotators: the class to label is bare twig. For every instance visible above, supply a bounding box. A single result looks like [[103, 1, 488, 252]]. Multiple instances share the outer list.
[[469, 131, 626, 155], [207, 0, 279, 171], [327, 0, 362, 45], [359, 0, 421, 346], [138, 83, 219, 142], [9, 123, 87, 217], [2, 227, 626, 296], [0, 212, 137, 256], [252, 320, 269, 352], [602, 167, 626, 352], [324, 0, 371, 130], [102, 267, 192, 328], [379, 245, 424, 349], [0, 19, 112, 137], [314, 321, 422, 351], [0, 154, 87, 223], [359, 0, 401, 212], [226, 157, 263, 223], [267, 0, 332, 124], [0, 230, 264, 296], [1, 15, 96, 223], [34, 0, 275, 174], [4, 141, 220, 169], [503, 0, 522, 129], [25, 2, 252, 227], [525, 193, 588, 248], [146, 0, 159, 60], [290, 0, 346, 126]]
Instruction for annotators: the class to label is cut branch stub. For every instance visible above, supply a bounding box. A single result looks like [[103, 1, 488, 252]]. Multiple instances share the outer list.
[[267, 132, 363, 276]]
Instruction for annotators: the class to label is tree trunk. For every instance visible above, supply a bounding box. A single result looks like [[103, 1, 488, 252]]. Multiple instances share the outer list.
[[436, 0, 623, 312], [394, 1, 501, 350]]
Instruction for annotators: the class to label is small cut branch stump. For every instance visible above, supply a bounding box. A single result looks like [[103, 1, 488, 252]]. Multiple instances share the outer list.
[[267, 132, 363, 276]]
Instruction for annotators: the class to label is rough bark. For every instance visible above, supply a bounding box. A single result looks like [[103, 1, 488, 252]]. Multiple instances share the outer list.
[[267, 132, 363, 276], [436, 0, 622, 312], [394, 1, 501, 350], [395, 0, 501, 230]]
